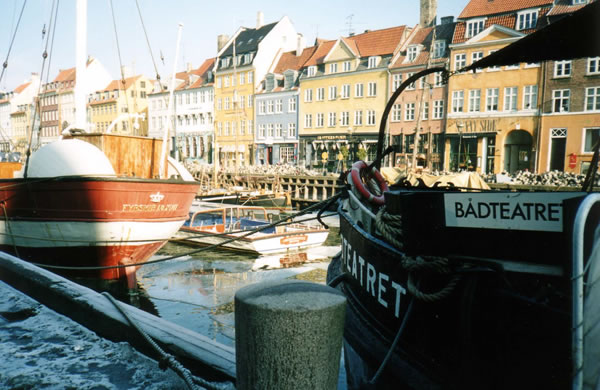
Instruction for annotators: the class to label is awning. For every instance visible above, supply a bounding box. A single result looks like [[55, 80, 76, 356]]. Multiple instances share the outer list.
[[464, 1, 600, 72]]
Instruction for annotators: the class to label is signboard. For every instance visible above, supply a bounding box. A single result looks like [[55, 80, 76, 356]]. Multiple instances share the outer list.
[[444, 192, 584, 232]]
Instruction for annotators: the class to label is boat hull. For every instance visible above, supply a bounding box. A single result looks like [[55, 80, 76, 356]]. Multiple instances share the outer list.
[[0, 177, 199, 280], [331, 198, 573, 389]]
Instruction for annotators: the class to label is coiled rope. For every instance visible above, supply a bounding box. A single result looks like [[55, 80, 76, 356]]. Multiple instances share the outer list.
[[375, 206, 461, 302]]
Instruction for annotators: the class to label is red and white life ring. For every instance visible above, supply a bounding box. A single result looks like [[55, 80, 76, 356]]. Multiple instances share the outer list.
[[349, 160, 388, 205]]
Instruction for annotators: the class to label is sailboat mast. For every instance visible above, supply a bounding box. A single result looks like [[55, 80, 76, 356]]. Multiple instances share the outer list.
[[74, 0, 87, 131], [159, 22, 184, 178]]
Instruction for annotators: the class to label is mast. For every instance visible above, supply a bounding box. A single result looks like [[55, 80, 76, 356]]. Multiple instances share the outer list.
[[74, 0, 87, 131], [159, 22, 183, 178]]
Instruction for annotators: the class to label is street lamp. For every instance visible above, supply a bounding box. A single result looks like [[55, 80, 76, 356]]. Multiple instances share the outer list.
[[347, 128, 355, 162]]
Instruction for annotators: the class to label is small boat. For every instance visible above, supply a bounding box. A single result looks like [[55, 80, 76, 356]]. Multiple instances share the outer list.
[[197, 190, 291, 209], [171, 205, 329, 255]]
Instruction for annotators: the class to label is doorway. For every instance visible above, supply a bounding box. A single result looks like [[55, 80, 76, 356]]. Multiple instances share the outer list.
[[504, 130, 532, 173]]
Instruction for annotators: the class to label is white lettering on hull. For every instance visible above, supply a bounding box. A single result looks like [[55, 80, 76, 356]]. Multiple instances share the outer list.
[[341, 237, 407, 318]]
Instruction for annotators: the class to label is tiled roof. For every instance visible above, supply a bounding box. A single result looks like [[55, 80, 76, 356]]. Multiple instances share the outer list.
[[547, 0, 590, 16], [220, 22, 277, 57], [13, 82, 31, 94], [273, 46, 318, 73], [390, 22, 456, 69], [459, 0, 553, 19], [453, 8, 550, 44], [347, 26, 407, 57], [189, 58, 216, 88], [304, 40, 336, 66], [340, 37, 359, 56], [54, 67, 76, 82], [102, 75, 141, 91]]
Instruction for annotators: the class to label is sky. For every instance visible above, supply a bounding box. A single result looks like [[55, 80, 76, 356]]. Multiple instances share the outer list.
[[0, 0, 466, 92]]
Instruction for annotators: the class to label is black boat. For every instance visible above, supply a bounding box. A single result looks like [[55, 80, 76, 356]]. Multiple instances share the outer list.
[[327, 3, 600, 389]]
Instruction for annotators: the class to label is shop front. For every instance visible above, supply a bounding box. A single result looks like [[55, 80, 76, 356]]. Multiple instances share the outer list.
[[301, 134, 378, 173], [256, 142, 298, 165]]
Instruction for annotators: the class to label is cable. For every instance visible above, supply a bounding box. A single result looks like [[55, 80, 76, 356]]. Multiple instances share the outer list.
[[0, 0, 27, 85]]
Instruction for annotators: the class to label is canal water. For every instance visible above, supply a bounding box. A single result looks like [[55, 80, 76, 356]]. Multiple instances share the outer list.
[[131, 218, 347, 388]]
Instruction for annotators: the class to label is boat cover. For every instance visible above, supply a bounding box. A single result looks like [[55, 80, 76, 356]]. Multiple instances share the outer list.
[[380, 168, 490, 190]]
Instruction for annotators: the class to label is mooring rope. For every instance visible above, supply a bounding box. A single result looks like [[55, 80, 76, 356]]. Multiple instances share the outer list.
[[375, 205, 461, 302]]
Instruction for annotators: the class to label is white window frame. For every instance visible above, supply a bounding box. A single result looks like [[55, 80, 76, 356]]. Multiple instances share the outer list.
[[328, 112, 336, 127], [454, 53, 466, 72], [288, 97, 297, 112], [343, 61, 352, 72], [504, 87, 518, 111], [329, 86, 337, 100], [466, 18, 485, 38], [275, 99, 283, 113], [368, 82, 377, 97], [355, 83, 364, 98], [305, 114, 312, 128], [517, 9, 538, 30], [486, 88, 499, 111], [433, 100, 444, 119], [468, 89, 481, 112], [392, 104, 401, 122], [585, 87, 600, 111], [307, 66, 317, 77], [367, 110, 376, 125], [584, 128, 600, 154], [368, 56, 378, 68], [452, 90, 464, 113], [354, 110, 363, 126], [553, 89, 571, 112], [329, 63, 338, 74], [317, 87, 325, 101], [288, 123, 297, 138], [341, 111, 349, 127], [407, 45, 418, 62], [304, 89, 313, 102], [342, 84, 350, 99], [587, 57, 600, 75], [405, 103, 415, 121], [523, 85, 538, 110], [554, 60, 572, 78], [316, 113, 324, 128], [432, 40, 446, 59]]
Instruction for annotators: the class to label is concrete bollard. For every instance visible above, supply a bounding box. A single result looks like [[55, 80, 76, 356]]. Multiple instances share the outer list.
[[235, 279, 346, 390]]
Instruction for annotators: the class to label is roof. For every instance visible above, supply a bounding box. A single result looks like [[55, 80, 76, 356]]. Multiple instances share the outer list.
[[459, 0, 553, 19], [304, 40, 336, 66], [347, 26, 407, 57], [220, 22, 277, 57], [390, 22, 457, 69], [13, 82, 31, 94], [465, 1, 600, 71], [273, 46, 318, 73], [547, 0, 590, 16], [453, 7, 550, 44], [54, 67, 76, 83], [101, 75, 142, 91]]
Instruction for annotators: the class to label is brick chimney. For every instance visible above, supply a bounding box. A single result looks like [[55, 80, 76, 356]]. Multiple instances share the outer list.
[[420, 0, 437, 27], [217, 34, 229, 52]]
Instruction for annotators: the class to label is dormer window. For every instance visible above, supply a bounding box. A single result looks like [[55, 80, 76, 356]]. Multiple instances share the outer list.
[[368, 56, 379, 68], [432, 40, 446, 58], [343, 61, 352, 72], [329, 63, 338, 73], [517, 9, 538, 30], [307, 66, 317, 77], [465, 18, 485, 38], [407, 45, 419, 62]]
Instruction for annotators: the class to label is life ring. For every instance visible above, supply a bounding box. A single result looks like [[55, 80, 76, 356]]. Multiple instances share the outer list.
[[349, 160, 388, 205]]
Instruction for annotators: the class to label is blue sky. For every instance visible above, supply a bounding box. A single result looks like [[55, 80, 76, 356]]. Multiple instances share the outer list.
[[0, 0, 466, 91]]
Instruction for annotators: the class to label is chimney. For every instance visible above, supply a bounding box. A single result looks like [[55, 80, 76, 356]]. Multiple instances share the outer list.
[[257, 11, 264, 29], [186, 62, 192, 72], [420, 0, 437, 27], [441, 16, 454, 25], [217, 34, 229, 52], [296, 34, 306, 57]]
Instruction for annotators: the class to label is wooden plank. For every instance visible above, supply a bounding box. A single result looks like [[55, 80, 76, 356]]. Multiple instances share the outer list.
[[0, 162, 22, 178]]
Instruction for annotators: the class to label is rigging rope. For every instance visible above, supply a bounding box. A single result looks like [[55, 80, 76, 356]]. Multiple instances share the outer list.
[[108, 0, 133, 132], [0, 0, 27, 86], [134, 0, 162, 83]]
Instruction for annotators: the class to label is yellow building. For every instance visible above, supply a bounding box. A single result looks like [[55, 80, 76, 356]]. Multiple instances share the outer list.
[[88, 75, 152, 136], [213, 14, 299, 168], [298, 27, 410, 170], [445, 0, 554, 174]]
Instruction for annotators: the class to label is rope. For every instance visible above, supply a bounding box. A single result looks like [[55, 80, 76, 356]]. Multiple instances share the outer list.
[[0, 0, 27, 85], [375, 206, 461, 302], [134, 0, 162, 83]]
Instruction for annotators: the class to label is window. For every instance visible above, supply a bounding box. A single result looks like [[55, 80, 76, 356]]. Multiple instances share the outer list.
[[305, 114, 312, 128], [288, 123, 297, 138], [367, 110, 376, 125], [275, 123, 282, 138], [471, 51, 483, 71], [355, 83, 364, 97], [466, 19, 485, 38], [367, 82, 377, 97], [230, 74, 235, 87], [433, 40, 446, 59], [328, 112, 336, 127], [487, 50, 500, 71], [405, 103, 415, 121], [217, 99, 222, 110], [224, 97, 230, 110], [275, 99, 283, 113], [504, 87, 518, 111], [392, 74, 402, 90], [469, 90, 481, 112], [224, 76, 229, 88], [305, 89, 313, 102], [354, 110, 363, 126], [248, 72, 254, 84], [224, 121, 229, 136], [452, 90, 464, 113], [486, 88, 499, 111], [422, 102, 429, 120], [407, 45, 418, 62], [329, 86, 337, 100], [554, 61, 572, 77], [452, 53, 466, 73], [317, 87, 325, 101], [434, 101, 446, 119], [552, 89, 571, 112], [368, 57, 378, 68], [517, 10, 538, 30], [584, 128, 600, 153], [586, 87, 600, 111], [341, 111, 349, 126], [341, 84, 350, 99], [240, 95, 245, 109], [316, 113, 324, 127], [239, 73, 245, 85], [217, 77, 222, 88], [329, 63, 338, 73], [392, 104, 402, 121], [307, 66, 317, 77], [523, 85, 538, 109], [231, 121, 236, 136], [258, 124, 265, 138], [405, 73, 416, 90], [434, 72, 443, 87], [258, 100, 266, 115], [288, 97, 297, 112], [588, 57, 600, 74], [343, 61, 352, 72], [267, 124, 274, 137], [267, 100, 274, 114]]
